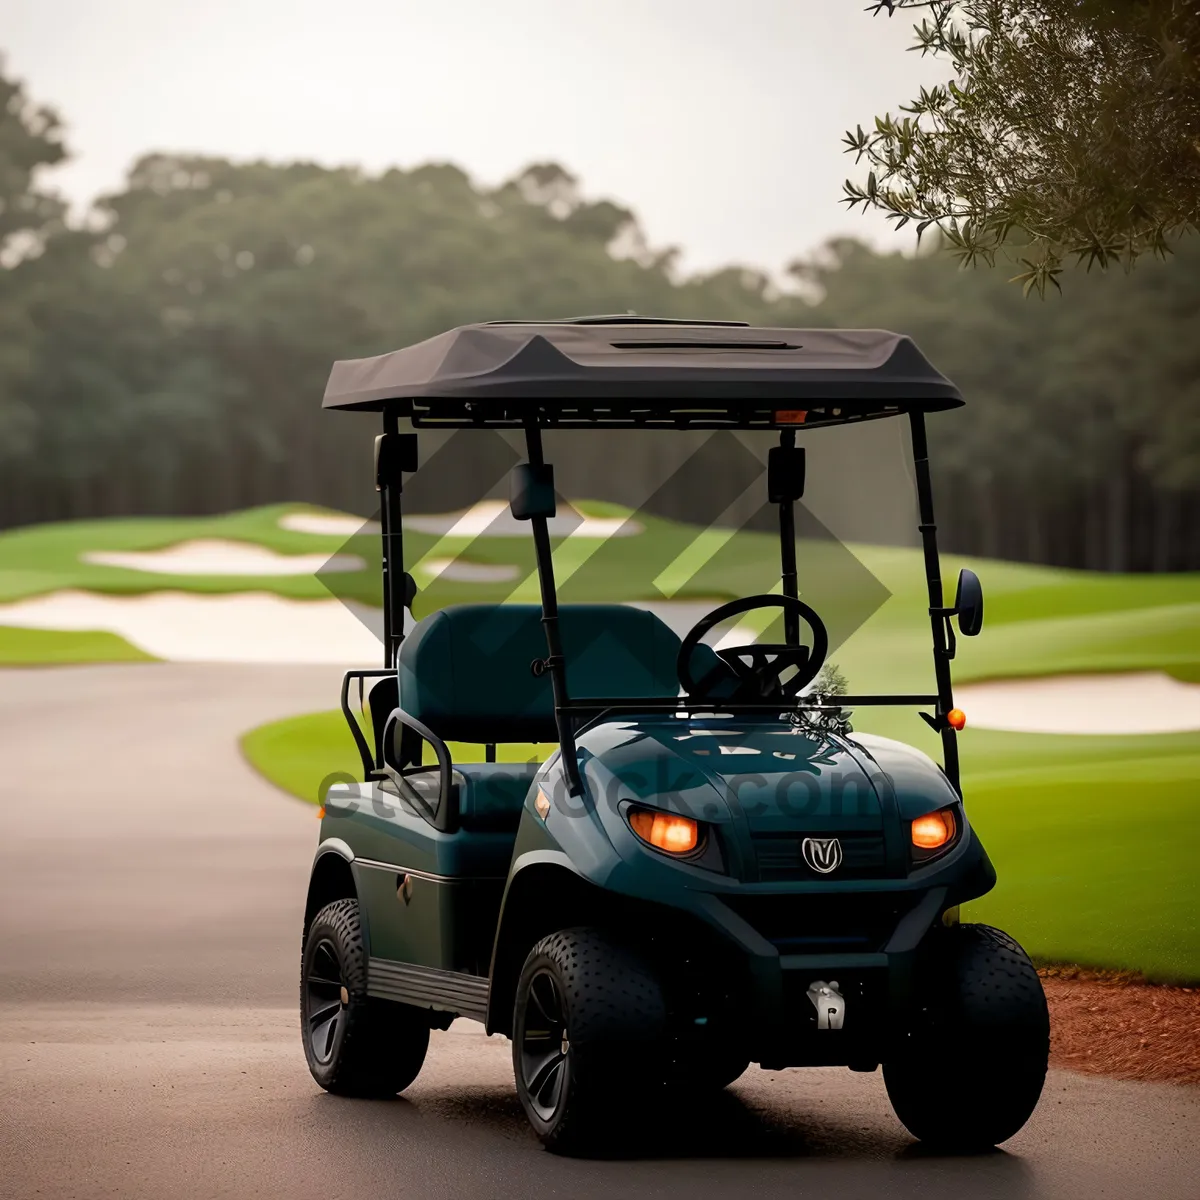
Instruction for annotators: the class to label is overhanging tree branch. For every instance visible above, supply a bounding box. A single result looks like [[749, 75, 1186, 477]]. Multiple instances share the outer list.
[[848, 0, 1200, 295]]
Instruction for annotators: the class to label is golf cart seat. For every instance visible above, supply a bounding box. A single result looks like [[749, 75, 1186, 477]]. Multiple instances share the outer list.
[[376, 602, 681, 834]]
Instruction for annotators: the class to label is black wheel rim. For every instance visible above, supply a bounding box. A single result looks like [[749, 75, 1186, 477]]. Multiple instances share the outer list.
[[304, 937, 346, 1066], [519, 969, 569, 1121]]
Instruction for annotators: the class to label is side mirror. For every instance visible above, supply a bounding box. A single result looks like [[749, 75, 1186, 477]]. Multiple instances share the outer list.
[[954, 568, 984, 637]]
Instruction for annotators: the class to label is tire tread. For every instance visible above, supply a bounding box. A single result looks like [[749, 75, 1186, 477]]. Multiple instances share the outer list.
[[884, 922, 1049, 1148], [302, 898, 429, 1097], [513, 927, 665, 1154]]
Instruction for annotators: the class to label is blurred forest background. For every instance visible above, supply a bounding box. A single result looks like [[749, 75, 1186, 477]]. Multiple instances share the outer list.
[[2, 59, 1198, 572]]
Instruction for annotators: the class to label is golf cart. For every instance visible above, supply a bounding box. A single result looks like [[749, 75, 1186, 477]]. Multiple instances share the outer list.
[[300, 318, 1049, 1154]]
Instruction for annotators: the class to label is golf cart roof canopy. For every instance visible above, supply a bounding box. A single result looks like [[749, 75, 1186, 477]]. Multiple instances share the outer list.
[[322, 316, 963, 429]]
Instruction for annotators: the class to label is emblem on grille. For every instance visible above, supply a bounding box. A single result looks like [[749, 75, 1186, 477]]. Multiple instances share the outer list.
[[807, 979, 846, 1029], [801, 836, 843, 874]]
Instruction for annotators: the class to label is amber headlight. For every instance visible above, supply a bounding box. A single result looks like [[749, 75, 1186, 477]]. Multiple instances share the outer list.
[[628, 806, 701, 855], [910, 805, 959, 863]]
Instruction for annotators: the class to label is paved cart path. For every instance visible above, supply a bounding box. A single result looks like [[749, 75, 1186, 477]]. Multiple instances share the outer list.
[[1, 664, 1198, 1200]]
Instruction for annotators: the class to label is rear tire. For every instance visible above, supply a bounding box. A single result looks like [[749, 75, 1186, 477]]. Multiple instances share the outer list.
[[301, 898, 429, 1097], [884, 923, 1049, 1149], [512, 927, 666, 1155]]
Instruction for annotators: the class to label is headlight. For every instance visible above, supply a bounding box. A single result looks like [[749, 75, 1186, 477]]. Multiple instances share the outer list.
[[628, 806, 700, 855], [909, 805, 959, 863]]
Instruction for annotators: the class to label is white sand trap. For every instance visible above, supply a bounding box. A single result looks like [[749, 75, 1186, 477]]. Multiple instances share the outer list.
[[0, 593, 706, 664], [0, 590, 391, 663], [84, 539, 365, 576], [405, 500, 642, 538], [279, 504, 641, 540], [419, 558, 519, 583], [629, 600, 724, 638], [279, 512, 381, 536], [955, 671, 1200, 735]]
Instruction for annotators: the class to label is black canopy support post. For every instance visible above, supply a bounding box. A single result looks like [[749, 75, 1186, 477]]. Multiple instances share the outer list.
[[769, 430, 806, 646], [777, 430, 800, 645], [908, 409, 960, 793], [522, 419, 585, 799], [375, 410, 417, 670]]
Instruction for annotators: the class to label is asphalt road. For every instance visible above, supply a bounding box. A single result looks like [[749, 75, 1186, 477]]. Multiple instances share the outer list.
[[2, 663, 1198, 1200]]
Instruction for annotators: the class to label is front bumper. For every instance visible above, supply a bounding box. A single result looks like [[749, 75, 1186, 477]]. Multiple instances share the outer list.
[[688, 882, 949, 1067], [535, 758, 997, 1067]]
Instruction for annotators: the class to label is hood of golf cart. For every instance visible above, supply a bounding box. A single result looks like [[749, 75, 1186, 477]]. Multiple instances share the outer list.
[[580, 717, 881, 829], [577, 717, 961, 879]]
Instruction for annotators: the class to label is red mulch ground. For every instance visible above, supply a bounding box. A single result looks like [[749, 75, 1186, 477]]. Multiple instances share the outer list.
[[1041, 966, 1200, 1085]]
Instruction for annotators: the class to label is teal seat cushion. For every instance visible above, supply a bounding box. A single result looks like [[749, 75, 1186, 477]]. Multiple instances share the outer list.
[[398, 603, 680, 743], [457, 762, 541, 832], [403, 761, 541, 835]]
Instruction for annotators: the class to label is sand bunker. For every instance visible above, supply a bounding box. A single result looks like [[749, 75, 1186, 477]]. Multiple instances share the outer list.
[[279, 513, 381, 537], [404, 501, 642, 538], [955, 672, 1200, 735], [0, 593, 695, 664], [419, 558, 520, 583], [279, 503, 640, 540], [9, 583, 1195, 733], [84, 539, 364, 576], [0, 590, 392, 663]]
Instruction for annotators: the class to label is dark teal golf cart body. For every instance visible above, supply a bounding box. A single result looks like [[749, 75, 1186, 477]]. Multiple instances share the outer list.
[[300, 317, 1048, 1153]]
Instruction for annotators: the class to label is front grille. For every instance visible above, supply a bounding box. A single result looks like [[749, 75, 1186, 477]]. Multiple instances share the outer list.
[[722, 891, 913, 954], [751, 830, 887, 882]]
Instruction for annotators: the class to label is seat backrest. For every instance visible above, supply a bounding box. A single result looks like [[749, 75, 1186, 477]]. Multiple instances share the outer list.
[[397, 603, 680, 743]]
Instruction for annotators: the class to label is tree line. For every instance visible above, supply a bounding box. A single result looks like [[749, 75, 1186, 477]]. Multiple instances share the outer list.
[[1, 61, 1197, 571]]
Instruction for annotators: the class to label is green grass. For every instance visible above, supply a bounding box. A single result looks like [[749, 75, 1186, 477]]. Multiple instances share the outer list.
[[828, 547, 1200, 692], [962, 743, 1199, 982], [239, 708, 548, 806], [0, 503, 364, 603], [0, 625, 156, 665], [240, 710, 365, 804]]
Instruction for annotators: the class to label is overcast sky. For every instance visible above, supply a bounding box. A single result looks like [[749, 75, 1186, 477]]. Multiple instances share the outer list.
[[5, 0, 946, 274]]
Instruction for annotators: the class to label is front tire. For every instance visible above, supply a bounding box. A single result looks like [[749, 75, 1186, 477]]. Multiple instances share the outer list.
[[512, 928, 666, 1155], [884, 923, 1049, 1149], [301, 898, 429, 1096]]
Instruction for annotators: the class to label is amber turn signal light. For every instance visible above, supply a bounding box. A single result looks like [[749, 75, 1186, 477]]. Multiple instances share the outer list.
[[947, 708, 967, 730], [911, 807, 957, 851], [629, 807, 700, 855]]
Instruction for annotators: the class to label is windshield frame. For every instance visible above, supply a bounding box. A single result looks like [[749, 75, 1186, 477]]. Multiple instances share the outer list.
[[371, 406, 962, 803]]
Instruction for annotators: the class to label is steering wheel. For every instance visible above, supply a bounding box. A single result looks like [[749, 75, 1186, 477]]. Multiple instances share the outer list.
[[677, 594, 830, 702]]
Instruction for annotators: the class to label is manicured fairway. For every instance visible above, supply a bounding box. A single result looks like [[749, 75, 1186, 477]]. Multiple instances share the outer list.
[[3, 502, 1199, 680], [963, 740, 1199, 982], [239, 707, 547, 807], [0, 624, 156, 665], [0, 504, 363, 603]]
